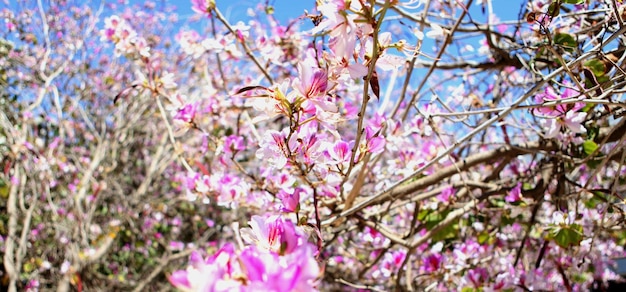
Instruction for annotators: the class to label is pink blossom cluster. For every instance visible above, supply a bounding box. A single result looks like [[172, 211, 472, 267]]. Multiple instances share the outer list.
[[169, 216, 320, 291], [101, 15, 151, 58], [4, 0, 626, 291]]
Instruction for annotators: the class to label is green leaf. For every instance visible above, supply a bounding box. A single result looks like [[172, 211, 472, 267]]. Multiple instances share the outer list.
[[582, 140, 599, 156], [432, 222, 458, 242], [547, 2, 561, 17], [554, 33, 577, 51], [581, 102, 595, 113], [501, 213, 516, 226], [597, 75, 611, 84], [417, 209, 432, 221], [418, 210, 458, 242], [583, 59, 606, 77], [0, 178, 9, 199], [587, 126, 599, 140], [477, 232, 491, 244], [563, 0, 584, 4], [23, 262, 35, 273], [551, 224, 583, 248], [584, 191, 609, 208]]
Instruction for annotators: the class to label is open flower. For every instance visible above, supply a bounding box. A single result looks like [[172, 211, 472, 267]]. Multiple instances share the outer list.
[[294, 63, 329, 99], [505, 182, 522, 203], [191, 0, 214, 15], [541, 110, 586, 138], [535, 85, 587, 138], [278, 188, 301, 213], [240, 215, 301, 255]]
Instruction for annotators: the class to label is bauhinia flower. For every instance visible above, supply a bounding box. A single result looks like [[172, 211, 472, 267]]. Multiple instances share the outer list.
[[541, 110, 587, 138], [255, 128, 296, 169], [294, 63, 329, 99], [170, 216, 320, 291], [168, 244, 244, 292], [278, 188, 302, 213], [505, 182, 522, 203], [534, 85, 587, 138], [191, 0, 215, 15], [239, 215, 301, 255]]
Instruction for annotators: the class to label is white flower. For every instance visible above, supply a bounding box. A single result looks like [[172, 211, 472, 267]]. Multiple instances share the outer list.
[[426, 23, 446, 39]]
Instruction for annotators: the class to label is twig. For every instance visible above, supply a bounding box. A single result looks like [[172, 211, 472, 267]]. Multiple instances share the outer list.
[[211, 7, 274, 84], [400, 0, 475, 122], [132, 249, 194, 292]]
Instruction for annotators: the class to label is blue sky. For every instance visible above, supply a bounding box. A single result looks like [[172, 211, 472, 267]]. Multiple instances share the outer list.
[[174, 0, 316, 23]]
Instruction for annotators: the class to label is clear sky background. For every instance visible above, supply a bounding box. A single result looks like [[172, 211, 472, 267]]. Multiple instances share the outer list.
[[174, 0, 317, 23]]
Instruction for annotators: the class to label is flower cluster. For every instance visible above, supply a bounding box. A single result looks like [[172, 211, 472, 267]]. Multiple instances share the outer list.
[[101, 15, 151, 58], [169, 216, 320, 291]]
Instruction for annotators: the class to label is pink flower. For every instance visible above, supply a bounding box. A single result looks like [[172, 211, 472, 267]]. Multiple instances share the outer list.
[[541, 110, 587, 138], [224, 135, 245, 153], [171, 226, 319, 291], [423, 253, 443, 273], [294, 64, 329, 99], [467, 267, 489, 287], [436, 187, 455, 203], [5, 21, 16, 32], [239, 245, 320, 292], [168, 271, 192, 290], [174, 103, 197, 124], [313, 2, 358, 60], [168, 244, 243, 292], [505, 183, 522, 203], [328, 140, 352, 164], [240, 215, 301, 255], [534, 85, 587, 138], [191, 0, 214, 15], [534, 86, 583, 117], [278, 188, 302, 213], [256, 129, 296, 169], [364, 125, 386, 154]]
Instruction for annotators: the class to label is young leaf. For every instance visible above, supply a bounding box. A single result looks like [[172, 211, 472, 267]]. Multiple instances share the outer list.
[[548, 2, 561, 17], [551, 224, 583, 248], [554, 33, 577, 51], [582, 140, 599, 156]]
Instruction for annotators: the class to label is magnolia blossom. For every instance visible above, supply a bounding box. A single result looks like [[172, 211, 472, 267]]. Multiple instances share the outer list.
[[534, 86, 584, 117], [176, 29, 205, 58], [363, 125, 386, 155], [436, 186, 455, 203], [239, 245, 320, 292], [551, 211, 576, 226], [223, 135, 245, 154], [172, 102, 197, 135], [313, 2, 358, 60]]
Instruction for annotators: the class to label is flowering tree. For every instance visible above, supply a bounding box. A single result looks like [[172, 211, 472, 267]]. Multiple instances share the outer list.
[[2, 0, 626, 291]]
